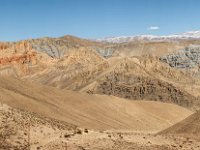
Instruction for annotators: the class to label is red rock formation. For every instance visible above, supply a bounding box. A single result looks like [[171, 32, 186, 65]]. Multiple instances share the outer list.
[[0, 41, 36, 65], [0, 52, 36, 65], [0, 41, 38, 75]]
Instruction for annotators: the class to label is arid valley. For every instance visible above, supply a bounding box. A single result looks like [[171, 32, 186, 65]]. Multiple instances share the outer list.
[[1, 34, 200, 149], [1, 0, 200, 149]]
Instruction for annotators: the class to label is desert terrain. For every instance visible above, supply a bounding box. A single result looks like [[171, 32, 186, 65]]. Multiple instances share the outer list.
[[1, 35, 200, 149]]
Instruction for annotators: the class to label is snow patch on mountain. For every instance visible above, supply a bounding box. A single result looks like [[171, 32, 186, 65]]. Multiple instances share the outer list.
[[96, 31, 200, 43]]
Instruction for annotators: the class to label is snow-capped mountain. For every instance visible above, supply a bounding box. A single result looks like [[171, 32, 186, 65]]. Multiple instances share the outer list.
[[96, 31, 200, 43]]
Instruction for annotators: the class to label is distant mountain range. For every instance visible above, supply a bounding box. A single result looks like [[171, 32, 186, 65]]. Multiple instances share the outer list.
[[96, 31, 200, 43]]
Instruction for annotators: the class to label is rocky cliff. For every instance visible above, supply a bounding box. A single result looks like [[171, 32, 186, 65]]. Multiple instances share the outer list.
[[0, 42, 37, 75], [160, 45, 200, 77], [0, 41, 55, 76], [160, 45, 200, 68], [81, 57, 198, 109]]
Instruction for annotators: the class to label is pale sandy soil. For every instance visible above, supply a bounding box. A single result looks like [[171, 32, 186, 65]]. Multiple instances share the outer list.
[[0, 103, 199, 150], [0, 77, 192, 132]]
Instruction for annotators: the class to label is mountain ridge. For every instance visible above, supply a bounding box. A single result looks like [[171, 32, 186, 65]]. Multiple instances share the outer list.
[[96, 31, 200, 43]]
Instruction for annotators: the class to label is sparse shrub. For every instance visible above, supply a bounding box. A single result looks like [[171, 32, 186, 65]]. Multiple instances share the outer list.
[[76, 129, 82, 134], [64, 133, 71, 138], [118, 133, 123, 139], [84, 128, 88, 133], [99, 130, 104, 133]]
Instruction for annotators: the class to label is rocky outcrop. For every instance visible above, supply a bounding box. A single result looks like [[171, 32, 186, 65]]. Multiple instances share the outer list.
[[93, 75, 194, 108], [80, 56, 199, 109], [28, 35, 102, 58], [0, 41, 39, 76], [160, 45, 200, 71], [0, 52, 36, 65]]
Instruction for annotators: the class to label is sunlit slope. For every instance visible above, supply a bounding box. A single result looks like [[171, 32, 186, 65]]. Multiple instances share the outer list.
[[0, 76, 192, 132]]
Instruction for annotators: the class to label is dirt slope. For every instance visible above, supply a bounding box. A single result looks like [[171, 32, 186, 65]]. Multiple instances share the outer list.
[[2, 104, 199, 150], [0, 76, 192, 132], [159, 111, 200, 140], [0, 103, 77, 149]]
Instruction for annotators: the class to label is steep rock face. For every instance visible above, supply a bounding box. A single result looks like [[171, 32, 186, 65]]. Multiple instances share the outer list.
[[93, 75, 194, 108], [0, 41, 37, 75], [160, 45, 200, 71], [0, 41, 55, 76], [0, 41, 36, 63]]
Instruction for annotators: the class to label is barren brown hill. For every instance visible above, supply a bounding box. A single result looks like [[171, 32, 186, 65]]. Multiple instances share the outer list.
[[0, 76, 192, 132], [159, 110, 200, 140], [80, 56, 199, 109], [2, 103, 199, 150], [26, 47, 109, 90], [26, 49, 200, 109], [0, 103, 77, 149]]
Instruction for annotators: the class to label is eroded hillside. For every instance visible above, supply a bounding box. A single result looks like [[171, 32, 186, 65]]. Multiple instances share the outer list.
[[0, 41, 55, 76], [1, 37, 200, 110], [80, 56, 199, 109], [1, 35, 200, 149]]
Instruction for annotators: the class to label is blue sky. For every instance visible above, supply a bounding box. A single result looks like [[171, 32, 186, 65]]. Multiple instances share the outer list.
[[0, 0, 200, 41]]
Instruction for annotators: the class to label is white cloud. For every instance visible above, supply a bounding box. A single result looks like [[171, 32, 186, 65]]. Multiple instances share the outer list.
[[148, 26, 160, 30]]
